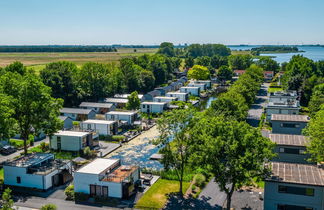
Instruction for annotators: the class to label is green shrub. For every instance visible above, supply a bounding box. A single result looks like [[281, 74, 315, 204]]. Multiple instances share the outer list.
[[64, 185, 74, 200], [74, 192, 89, 201], [41, 204, 57, 210], [192, 185, 196, 191], [195, 174, 206, 188], [112, 135, 125, 141]]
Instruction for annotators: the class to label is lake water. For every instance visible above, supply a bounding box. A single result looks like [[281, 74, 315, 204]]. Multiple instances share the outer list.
[[228, 45, 324, 63]]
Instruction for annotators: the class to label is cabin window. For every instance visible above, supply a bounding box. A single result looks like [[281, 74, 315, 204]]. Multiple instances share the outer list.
[[281, 123, 297, 128], [87, 124, 91, 130], [277, 204, 313, 210], [16, 176, 21, 183], [278, 185, 314, 196], [102, 186, 108, 197]]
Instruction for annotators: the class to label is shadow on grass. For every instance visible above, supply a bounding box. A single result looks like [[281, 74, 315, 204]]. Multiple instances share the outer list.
[[164, 194, 223, 210]]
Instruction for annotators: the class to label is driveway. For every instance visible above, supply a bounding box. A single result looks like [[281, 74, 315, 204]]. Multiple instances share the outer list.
[[0, 137, 49, 164], [246, 83, 269, 127]]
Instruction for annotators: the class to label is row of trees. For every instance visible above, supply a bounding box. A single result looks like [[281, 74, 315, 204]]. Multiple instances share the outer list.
[[209, 64, 264, 120], [281, 55, 324, 106], [40, 54, 181, 107], [0, 45, 117, 53]]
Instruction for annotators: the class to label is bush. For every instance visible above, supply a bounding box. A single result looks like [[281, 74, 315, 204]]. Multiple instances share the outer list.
[[41, 204, 57, 210], [64, 185, 74, 200], [195, 174, 206, 188], [112, 135, 125, 141], [74, 192, 89, 201], [192, 185, 196, 191]]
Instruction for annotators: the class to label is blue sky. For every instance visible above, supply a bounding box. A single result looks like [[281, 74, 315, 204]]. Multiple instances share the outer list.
[[0, 0, 323, 45]]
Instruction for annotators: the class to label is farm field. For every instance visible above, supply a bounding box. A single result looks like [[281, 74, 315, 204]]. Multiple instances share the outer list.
[[0, 48, 157, 68]]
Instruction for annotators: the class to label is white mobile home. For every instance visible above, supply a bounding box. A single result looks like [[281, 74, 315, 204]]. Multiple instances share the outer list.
[[166, 92, 189, 102], [265, 100, 300, 121], [153, 96, 178, 103], [114, 94, 144, 102], [50, 130, 98, 152], [81, 120, 118, 136], [188, 82, 207, 91], [104, 98, 128, 108], [105, 111, 138, 125], [74, 158, 140, 199], [195, 80, 212, 89], [4, 153, 72, 191], [79, 102, 116, 114], [141, 102, 167, 114], [180, 86, 200, 96]]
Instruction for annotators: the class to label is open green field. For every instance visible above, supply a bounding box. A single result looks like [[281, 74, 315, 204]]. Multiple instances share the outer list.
[[136, 179, 190, 209], [0, 48, 157, 68]]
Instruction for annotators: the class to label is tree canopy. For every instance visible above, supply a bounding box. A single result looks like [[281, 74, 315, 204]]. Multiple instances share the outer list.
[[187, 65, 210, 80], [126, 91, 141, 110], [190, 116, 275, 209]]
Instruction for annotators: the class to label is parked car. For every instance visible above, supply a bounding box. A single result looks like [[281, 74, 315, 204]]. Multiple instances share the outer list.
[[0, 145, 16, 155]]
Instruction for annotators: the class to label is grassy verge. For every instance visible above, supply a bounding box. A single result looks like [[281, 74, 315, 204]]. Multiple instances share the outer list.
[[135, 179, 190, 209], [253, 177, 265, 188], [268, 87, 283, 93], [0, 168, 3, 181]]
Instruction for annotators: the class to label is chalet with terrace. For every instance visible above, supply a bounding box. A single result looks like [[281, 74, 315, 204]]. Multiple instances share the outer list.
[[269, 134, 311, 164], [141, 102, 168, 114], [60, 108, 96, 121], [74, 158, 140, 199], [264, 162, 324, 210], [114, 94, 144, 102], [105, 111, 138, 126], [269, 91, 298, 103], [79, 102, 116, 114], [104, 98, 128, 109], [180, 86, 200, 96], [265, 100, 300, 121], [3, 153, 72, 191], [166, 92, 189, 102], [81, 120, 118, 136], [271, 114, 310, 135]]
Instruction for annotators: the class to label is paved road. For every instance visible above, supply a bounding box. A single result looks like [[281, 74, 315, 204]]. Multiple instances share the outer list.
[[198, 178, 224, 209], [0, 137, 49, 164], [246, 83, 269, 127]]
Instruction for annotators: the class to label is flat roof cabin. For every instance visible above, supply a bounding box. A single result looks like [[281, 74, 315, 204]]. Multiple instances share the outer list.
[[271, 114, 310, 135]]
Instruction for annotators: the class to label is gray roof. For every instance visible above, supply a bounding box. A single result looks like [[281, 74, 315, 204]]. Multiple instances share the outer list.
[[146, 90, 161, 97], [269, 134, 308, 147], [58, 116, 72, 121], [80, 102, 114, 109], [267, 162, 324, 186], [104, 98, 128, 104], [5, 153, 54, 167], [271, 114, 310, 122], [60, 108, 94, 115]]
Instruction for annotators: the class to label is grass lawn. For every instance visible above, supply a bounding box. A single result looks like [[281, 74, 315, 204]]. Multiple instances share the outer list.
[[0, 168, 3, 181], [253, 177, 265, 189], [53, 151, 79, 160], [136, 179, 190, 209], [268, 87, 283, 93]]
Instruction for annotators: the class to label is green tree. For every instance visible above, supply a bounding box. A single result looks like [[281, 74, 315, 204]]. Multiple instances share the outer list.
[[304, 105, 324, 163], [149, 55, 168, 86], [126, 91, 141, 110], [1, 188, 14, 210], [187, 65, 210, 80], [195, 56, 211, 67], [76, 62, 112, 102], [0, 72, 63, 155], [139, 70, 155, 92], [255, 57, 279, 72], [0, 94, 16, 140], [228, 55, 253, 70], [41, 204, 57, 210], [184, 56, 194, 69], [40, 61, 78, 107], [4, 61, 27, 75], [309, 84, 324, 116], [120, 58, 142, 92], [217, 65, 233, 81], [155, 109, 196, 196], [190, 116, 275, 210], [210, 55, 228, 69], [209, 91, 248, 121], [157, 42, 175, 57]]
